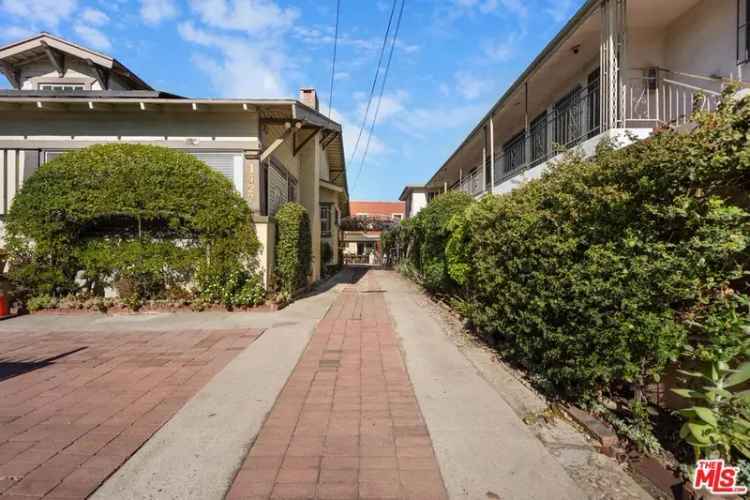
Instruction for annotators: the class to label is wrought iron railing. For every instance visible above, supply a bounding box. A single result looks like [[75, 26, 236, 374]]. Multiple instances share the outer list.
[[448, 68, 727, 196]]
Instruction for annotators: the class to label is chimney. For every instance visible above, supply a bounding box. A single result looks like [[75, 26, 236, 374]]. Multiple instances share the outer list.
[[299, 88, 319, 111]]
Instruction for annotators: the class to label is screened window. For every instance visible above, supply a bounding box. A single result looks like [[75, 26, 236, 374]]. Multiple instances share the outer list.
[[189, 152, 244, 195], [529, 112, 547, 167], [320, 204, 331, 237], [38, 84, 86, 91], [554, 86, 583, 149], [503, 131, 526, 174]]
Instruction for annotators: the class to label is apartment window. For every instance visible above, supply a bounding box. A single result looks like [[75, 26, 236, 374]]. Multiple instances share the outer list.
[[554, 86, 583, 149], [529, 112, 547, 167], [739, 0, 749, 64], [320, 204, 332, 237], [190, 152, 244, 195], [392, 213, 402, 221], [503, 131, 526, 174], [38, 83, 86, 91]]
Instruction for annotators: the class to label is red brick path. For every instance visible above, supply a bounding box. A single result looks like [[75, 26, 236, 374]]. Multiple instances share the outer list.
[[228, 272, 448, 500], [0, 327, 261, 499]]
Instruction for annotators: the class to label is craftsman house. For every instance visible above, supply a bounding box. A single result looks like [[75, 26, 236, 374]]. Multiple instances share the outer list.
[[416, 0, 748, 198], [0, 33, 349, 285]]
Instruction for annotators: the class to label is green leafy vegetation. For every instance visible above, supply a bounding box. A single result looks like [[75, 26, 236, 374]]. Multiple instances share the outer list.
[[385, 89, 750, 462], [5, 144, 264, 309], [274, 202, 312, 296]]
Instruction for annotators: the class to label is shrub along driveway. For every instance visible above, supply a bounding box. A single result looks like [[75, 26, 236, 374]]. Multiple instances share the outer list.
[[0, 326, 261, 498]]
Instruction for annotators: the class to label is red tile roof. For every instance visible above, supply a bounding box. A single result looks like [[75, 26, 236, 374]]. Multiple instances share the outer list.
[[349, 201, 405, 218]]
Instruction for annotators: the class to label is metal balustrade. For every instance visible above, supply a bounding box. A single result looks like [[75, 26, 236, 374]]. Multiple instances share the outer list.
[[447, 68, 726, 197]]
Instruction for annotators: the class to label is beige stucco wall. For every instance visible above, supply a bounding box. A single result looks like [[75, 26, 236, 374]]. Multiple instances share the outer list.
[[319, 187, 341, 266], [663, 0, 746, 81], [254, 219, 276, 288], [297, 132, 322, 282], [0, 110, 259, 140]]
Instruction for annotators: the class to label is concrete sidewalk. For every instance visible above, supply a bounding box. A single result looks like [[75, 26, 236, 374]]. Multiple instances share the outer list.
[[377, 270, 587, 500]]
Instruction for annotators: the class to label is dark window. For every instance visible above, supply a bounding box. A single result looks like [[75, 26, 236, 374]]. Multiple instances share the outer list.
[[529, 112, 547, 166], [288, 177, 297, 202], [739, 0, 749, 64], [503, 131, 526, 174], [320, 204, 331, 237], [554, 86, 583, 149]]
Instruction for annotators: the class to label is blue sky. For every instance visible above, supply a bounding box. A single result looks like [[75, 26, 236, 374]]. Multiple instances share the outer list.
[[0, 0, 584, 200]]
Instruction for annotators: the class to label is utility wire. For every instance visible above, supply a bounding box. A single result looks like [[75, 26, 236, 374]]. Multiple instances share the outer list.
[[353, 0, 405, 191], [327, 0, 341, 118], [348, 0, 398, 164]]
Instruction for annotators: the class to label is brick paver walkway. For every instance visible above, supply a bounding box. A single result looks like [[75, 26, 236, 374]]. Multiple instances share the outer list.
[[227, 272, 448, 500], [0, 327, 261, 499]]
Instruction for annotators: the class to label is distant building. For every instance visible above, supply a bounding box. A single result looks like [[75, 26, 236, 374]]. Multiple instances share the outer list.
[[343, 201, 405, 265], [398, 185, 440, 219]]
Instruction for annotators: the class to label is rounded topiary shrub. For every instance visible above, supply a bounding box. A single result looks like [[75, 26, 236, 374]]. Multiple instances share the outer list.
[[6, 144, 262, 307], [274, 202, 312, 295]]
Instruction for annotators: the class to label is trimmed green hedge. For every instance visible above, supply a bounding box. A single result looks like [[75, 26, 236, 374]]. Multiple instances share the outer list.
[[6, 144, 263, 307], [400, 191, 474, 292], [274, 202, 312, 295], [389, 90, 750, 407]]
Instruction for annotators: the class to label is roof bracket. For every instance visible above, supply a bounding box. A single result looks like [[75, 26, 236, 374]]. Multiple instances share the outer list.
[[0, 61, 21, 89], [293, 128, 319, 156], [321, 131, 338, 150], [86, 59, 110, 90], [260, 125, 293, 162], [40, 41, 65, 77]]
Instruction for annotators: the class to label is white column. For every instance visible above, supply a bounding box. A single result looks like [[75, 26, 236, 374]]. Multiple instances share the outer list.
[[7, 150, 17, 208], [489, 116, 495, 191]]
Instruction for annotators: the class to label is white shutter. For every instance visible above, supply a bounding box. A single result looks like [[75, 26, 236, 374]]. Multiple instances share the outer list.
[[189, 152, 243, 194]]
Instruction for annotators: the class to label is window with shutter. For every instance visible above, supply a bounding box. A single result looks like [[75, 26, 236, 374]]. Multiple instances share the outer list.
[[188, 152, 244, 195]]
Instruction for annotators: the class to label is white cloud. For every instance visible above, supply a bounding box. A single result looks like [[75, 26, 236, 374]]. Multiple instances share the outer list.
[[0, 0, 77, 28], [189, 0, 299, 35], [73, 23, 110, 50], [545, 0, 577, 23], [454, 71, 493, 100], [482, 31, 523, 62], [453, 0, 526, 17], [178, 22, 289, 98], [140, 0, 179, 25], [356, 90, 408, 126], [334, 72, 350, 81], [81, 7, 109, 26], [0, 25, 35, 41]]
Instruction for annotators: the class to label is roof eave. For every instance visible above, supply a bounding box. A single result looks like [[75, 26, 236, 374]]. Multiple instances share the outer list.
[[426, 0, 600, 186]]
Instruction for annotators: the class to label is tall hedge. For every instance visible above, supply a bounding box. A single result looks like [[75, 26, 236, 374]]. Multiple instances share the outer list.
[[274, 202, 312, 294], [6, 144, 262, 305], [402, 191, 474, 292], [446, 90, 750, 402]]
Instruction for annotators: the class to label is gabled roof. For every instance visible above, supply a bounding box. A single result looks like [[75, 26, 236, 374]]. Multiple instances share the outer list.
[[0, 32, 151, 90], [350, 201, 405, 217]]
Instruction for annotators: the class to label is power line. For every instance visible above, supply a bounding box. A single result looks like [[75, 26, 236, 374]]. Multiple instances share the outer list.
[[348, 0, 398, 164], [327, 0, 341, 118], [353, 0, 405, 191]]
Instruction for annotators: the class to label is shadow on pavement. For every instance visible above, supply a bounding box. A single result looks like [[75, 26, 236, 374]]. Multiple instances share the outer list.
[[0, 346, 87, 383]]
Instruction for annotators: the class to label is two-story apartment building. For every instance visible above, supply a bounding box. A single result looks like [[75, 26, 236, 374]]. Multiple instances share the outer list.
[[416, 0, 748, 199], [0, 33, 349, 285]]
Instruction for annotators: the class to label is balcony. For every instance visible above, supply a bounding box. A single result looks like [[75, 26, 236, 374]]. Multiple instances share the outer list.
[[450, 69, 724, 197]]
